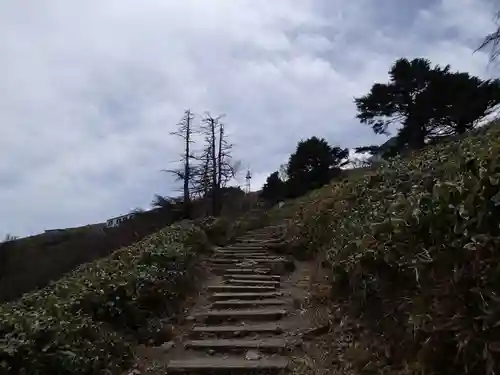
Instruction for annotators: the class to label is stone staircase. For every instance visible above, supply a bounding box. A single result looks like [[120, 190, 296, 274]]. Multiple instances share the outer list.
[[166, 227, 300, 373]]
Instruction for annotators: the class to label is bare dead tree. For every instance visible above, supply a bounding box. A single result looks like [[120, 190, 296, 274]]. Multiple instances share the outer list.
[[194, 113, 240, 215], [210, 118, 218, 215], [218, 127, 240, 188], [190, 144, 212, 199], [163, 109, 195, 216], [217, 123, 224, 195], [199, 113, 222, 215], [477, 10, 500, 62]]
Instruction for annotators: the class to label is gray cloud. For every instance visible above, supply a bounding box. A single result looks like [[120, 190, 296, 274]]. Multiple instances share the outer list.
[[0, 0, 496, 237]]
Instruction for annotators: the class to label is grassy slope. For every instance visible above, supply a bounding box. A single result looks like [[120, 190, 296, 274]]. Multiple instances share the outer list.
[[0, 221, 210, 375], [0, 189, 260, 303], [0, 224, 110, 301], [0, 208, 267, 375], [271, 121, 500, 374]]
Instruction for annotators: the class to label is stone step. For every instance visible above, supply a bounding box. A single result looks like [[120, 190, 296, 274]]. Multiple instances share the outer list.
[[221, 243, 269, 248], [227, 245, 269, 249], [222, 249, 268, 254], [185, 338, 291, 351], [215, 256, 271, 260], [211, 298, 286, 309], [209, 264, 284, 272], [211, 263, 291, 276], [224, 268, 272, 274], [238, 235, 276, 240], [210, 264, 272, 270], [231, 244, 262, 248], [210, 291, 283, 300], [211, 257, 279, 263], [231, 240, 269, 244], [211, 268, 272, 275], [237, 235, 270, 239], [209, 258, 286, 264], [226, 279, 281, 287], [217, 248, 269, 253], [207, 285, 277, 293], [235, 241, 276, 246], [211, 257, 273, 262], [190, 308, 287, 322], [213, 257, 273, 262], [191, 322, 284, 336], [210, 262, 292, 275], [214, 253, 272, 259], [216, 249, 269, 254], [223, 274, 281, 281], [167, 357, 288, 372]]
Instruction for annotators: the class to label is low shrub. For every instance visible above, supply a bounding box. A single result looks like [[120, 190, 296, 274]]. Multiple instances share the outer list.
[[228, 208, 271, 239], [282, 122, 500, 374], [0, 221, 209, 375], [198, 209, 271, 247], [201, 217, 232, 246]]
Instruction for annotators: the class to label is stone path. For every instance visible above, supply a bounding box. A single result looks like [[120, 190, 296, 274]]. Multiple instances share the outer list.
[[165, 226, 305, 374]]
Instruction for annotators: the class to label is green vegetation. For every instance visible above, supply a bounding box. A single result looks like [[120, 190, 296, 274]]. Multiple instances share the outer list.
[[355, 57, 500, 156], [261, 136, 348, 203], [3, 52, 499, 375], [0, 221, 209, 375], [272, 121, 500, 374], [262, 57, 500, 210], [0, 211, 184, 302], [287, 137, 349, 197], [261, 171, 286, 204]]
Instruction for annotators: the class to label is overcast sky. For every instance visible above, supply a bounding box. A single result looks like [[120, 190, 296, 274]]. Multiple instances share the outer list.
[[0, 0, 497, 237]]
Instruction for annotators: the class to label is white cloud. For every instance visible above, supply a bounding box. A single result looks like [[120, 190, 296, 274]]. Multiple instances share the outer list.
[[0, 0, 496, 237]]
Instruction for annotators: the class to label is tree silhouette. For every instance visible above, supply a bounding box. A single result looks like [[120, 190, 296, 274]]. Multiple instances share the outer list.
[[150, 195, 180, 209], [355, 58, 500, 151], [286, 137, 348, 197], [354, 145, 381, 156], [355, 136, 400, 160], [260, 171, 286, 203]]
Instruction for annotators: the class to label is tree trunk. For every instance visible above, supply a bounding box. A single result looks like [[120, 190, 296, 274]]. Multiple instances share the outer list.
[[455, 122, 469, 134], [183, 110, 191, 217], [166, 109, 195, 217], [403, 118, 427, 150], [202, 153, 209, 197], [216, 124, 224, 216], [210, 118, 218, 216]]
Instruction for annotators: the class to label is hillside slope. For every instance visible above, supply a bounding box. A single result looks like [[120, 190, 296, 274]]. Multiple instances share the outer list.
[[0, 189, 258, 302], [0, 210, 177, 302], [3, 119, 500, 374], [0, 209, 267, 375], [272, 121, 500, 374], [0, 221, 211, 375]]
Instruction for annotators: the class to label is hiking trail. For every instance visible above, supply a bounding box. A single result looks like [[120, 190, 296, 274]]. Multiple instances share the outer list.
[[130, 226, 329, 374]]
